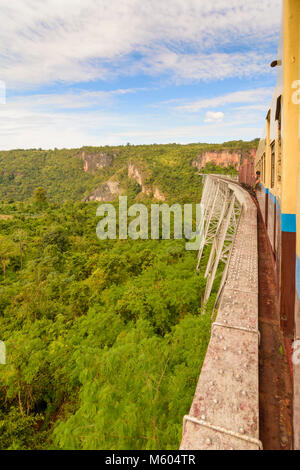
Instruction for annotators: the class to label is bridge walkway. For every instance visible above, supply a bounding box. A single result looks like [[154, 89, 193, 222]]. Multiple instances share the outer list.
[[180, 174, 293, 450], [181, 175, 260, 450]]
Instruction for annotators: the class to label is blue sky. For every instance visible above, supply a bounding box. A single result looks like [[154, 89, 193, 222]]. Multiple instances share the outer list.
[[0, 0, 281, 149]]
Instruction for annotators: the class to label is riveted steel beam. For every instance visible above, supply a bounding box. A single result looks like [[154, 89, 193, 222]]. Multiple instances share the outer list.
[[196, 175, 242, 304]]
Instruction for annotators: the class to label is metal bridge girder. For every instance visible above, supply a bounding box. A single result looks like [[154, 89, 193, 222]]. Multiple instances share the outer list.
[[197, 179, 231, 271], [197, 175, 242, 307]]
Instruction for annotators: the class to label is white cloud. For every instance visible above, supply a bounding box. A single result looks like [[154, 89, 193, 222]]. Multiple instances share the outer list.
[[176, 88, 274, 112], [0, 1, 281, 148], [204, 111, 224, 123], [0, 0, 281, 87], [110, 124, 262, 144], [139, 50, 275, 83], [0, 101, 131, 149], [10, 88, 141, 110], [0, 88, 266, 149]]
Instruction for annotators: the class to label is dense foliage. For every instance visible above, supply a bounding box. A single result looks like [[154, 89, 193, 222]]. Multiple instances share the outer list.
[[0, 140, 258, 449], [0, 140, 257, 203]]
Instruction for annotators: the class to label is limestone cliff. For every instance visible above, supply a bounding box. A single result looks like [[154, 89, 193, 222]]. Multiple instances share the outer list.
[[153, 187, 166, 202], [192, 149, 256, 170], [81, 151, 114, 172], [127, 162, 166, 201], [85, 181, 123, 202], [127, 162, 151, 195]]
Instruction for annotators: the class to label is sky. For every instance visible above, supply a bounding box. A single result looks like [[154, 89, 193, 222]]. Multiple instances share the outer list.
[[0, 0, 282, 150]]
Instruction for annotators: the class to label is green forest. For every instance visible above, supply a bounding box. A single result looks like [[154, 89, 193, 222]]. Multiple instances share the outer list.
[[0, 140, 258, 449]]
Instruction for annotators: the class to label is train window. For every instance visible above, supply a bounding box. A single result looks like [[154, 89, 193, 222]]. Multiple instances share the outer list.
[[266, 111, 271, 186], [271, 141, 275, 188], [262, 153, 266, 183], [275, 95, 281, 121], [276, 96, 282, 183]]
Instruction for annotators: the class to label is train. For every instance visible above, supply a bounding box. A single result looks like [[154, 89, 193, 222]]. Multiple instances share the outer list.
[[239, 0, 300, 449]]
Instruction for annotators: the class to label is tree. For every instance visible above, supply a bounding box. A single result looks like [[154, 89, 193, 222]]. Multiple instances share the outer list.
[[0, 235, 18, 278], [13, 229, 28, 270], [42, 227, 70, 253], [33, 187, 47, 208]]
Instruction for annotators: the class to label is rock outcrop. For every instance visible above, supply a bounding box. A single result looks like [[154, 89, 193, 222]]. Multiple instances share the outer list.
[[153, 187, 166, 202], [85, 181, 123, 202], [192, 149, 256, 171], [127, 162, 152, 196], [127, 162, 166, 201], [85, 161, 166, 203], [82, 151, 114, 172]]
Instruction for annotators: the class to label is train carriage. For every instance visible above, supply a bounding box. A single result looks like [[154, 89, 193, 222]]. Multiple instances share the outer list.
[[240, 0, 300, 449]]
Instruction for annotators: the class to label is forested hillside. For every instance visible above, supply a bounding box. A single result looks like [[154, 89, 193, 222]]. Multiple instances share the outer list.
[[0, 140, 258, 449], [0, 140, 258, 203]]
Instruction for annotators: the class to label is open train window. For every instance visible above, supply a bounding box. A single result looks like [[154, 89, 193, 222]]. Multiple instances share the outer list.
[[275, 95, 281, 121], [266, 110, 271, 185], [275, 95, 282, 182], [271, 141, 275, 188]]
